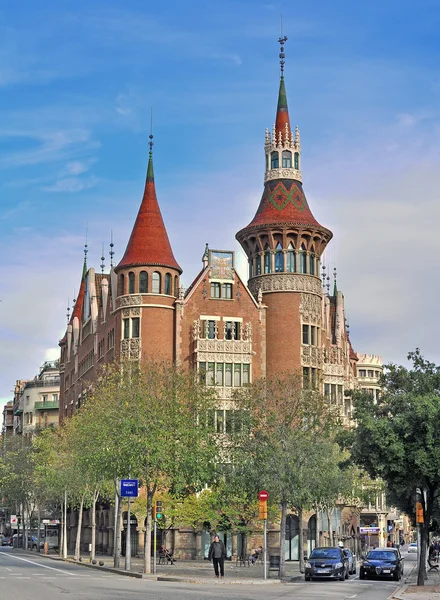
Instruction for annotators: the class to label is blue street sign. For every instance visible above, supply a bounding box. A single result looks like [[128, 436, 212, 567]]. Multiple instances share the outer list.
[[120, 479, 139, 497]]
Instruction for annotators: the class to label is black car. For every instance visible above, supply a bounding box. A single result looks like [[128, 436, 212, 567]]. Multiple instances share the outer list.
[[359, 548, 404, 580], [305, 547, 349, 581]]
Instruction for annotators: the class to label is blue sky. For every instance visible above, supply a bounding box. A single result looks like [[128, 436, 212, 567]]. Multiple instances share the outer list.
[[1, 0, 440, 406]]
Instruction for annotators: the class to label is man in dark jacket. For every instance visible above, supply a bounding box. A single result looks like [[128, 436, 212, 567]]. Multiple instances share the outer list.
[[208, 534, 226, 578]]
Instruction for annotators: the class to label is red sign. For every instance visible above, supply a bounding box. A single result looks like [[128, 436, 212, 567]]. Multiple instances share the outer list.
[[258, 490, 269, 501]]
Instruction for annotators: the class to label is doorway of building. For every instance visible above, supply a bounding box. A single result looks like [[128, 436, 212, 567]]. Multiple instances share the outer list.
[[307, 515, 317, 556], [121, 512, 138, 557], [285, 515, 299, 561]]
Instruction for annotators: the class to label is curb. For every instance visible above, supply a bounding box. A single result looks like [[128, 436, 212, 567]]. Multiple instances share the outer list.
[[11, 550, 296, 584], [386, 563, 418, 600]]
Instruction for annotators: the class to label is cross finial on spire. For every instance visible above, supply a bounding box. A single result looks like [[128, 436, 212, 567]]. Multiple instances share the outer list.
[[100, 243, 105, 274], [278, 34, 288, 77], [149, 107, 154, 157], [109, 230, 115, 268]]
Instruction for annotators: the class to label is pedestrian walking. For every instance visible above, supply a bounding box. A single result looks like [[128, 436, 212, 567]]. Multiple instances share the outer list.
[[208, 534, 226, 578]]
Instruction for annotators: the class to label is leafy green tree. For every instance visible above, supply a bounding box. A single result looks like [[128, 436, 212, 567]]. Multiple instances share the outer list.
[[233, 373, 340, 576], [351, 350, 440, 586], [73, 360, 217, 573]]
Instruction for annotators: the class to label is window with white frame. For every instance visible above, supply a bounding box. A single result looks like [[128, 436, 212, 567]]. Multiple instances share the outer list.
[[123, 317, 140, 339], [199, 362, 250, 387]]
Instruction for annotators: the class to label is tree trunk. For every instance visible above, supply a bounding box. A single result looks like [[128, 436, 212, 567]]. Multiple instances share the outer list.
[[91, 487, 99, 562], [74, 496, 84, 561], [63, 490, 68, 559], [279, 500, 287, 577], [314, 506, 320, 548], [298, 506, 305, 573], [60, 501, 64, 557], [144, 490, 154, 574], [417, 489, 432, 586], [326, 509, 333, 547]]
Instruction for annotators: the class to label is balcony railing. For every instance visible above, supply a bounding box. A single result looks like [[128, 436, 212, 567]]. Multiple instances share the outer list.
[[34, 401, 59, 411], [23, 379, 60, 390]]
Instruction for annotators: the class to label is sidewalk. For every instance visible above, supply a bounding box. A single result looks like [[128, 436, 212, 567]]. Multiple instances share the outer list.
[[393, 564, 440, 600], [16, 548, 303, 584]]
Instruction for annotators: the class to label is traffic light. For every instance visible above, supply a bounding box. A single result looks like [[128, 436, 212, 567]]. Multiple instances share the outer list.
[[258, 500, 267, 520], [154, 501, 163, 521]]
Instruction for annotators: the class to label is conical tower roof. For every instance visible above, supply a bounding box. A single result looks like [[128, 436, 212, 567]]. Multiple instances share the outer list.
[[275, 76, 291, 138], [117, 146, 182, 273], [237, 38, 331, 239]]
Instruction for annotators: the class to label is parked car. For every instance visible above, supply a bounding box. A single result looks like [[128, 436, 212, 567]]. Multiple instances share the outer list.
[[1, 536, 12, 546], [344, 548, 357, 575], [408, 543, 418, 553], [359, 548, 404, 580], [305, 547, 349, 581], [29, 536, 44, 550]]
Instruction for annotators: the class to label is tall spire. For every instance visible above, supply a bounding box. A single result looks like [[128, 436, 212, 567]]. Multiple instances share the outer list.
[[116, 135, 182, 273], [275, 35, 291, 137]]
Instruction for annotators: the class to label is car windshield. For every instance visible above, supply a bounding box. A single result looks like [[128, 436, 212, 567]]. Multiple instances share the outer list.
[[310, 549, 340, 559], [367, 551, 397, 561]]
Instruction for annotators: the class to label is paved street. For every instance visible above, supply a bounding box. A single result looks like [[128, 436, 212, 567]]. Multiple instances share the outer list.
[[0, 546, 414, 600]]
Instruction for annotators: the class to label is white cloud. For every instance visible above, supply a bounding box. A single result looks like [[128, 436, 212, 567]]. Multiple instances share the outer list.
[[0, 128, 99, 169], [42, 175, 99, 193]]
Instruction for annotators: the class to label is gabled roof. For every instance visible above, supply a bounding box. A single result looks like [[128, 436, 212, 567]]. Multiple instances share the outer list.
[[117, 152, 182, 273]]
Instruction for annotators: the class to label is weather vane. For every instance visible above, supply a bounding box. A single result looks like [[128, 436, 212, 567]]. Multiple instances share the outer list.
[[278, 34, 288, 76]]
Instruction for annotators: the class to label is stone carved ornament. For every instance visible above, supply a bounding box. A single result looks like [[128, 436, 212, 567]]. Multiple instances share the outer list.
[[299, 293, 322, 326], [119, 295, 142, 307], [249, 274, 322, 296]]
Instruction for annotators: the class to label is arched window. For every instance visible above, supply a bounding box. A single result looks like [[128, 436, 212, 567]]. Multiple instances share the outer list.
[[282, 150, 292, 168], [287, 243, 296, 272], [128, 272, 135, 294], [152, 272, 161, 294], [275, 243, 284, 272], [271, 151, 279, 169], [294, 152, 299, 170], [256, 255, 262, 275], [119, 274, 125, 296], [299, 245, 307, 274], [139, 271, 148, 293], [165, 273, 172, 295], [309, 253, 315, 276], [174, 276, 178, 297], [264, 246, 272, 274]]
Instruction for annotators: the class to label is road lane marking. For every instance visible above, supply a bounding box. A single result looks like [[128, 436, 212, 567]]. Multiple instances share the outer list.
[[0, 554, 80, 575]]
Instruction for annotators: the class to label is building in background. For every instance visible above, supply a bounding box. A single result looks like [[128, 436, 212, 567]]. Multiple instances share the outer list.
[[357, 354, 383, 402], [12, 361, 60, 438], [2, 401, 14, 436]]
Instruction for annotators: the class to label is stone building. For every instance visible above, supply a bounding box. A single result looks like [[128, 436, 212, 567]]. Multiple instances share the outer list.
[[12, 361, 60, 438], [59, 40, 379, 559]]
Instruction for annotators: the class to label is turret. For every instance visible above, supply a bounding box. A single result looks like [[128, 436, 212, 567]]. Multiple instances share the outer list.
[[114, 136, 181, 362], [236, 37, 333, 381]]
